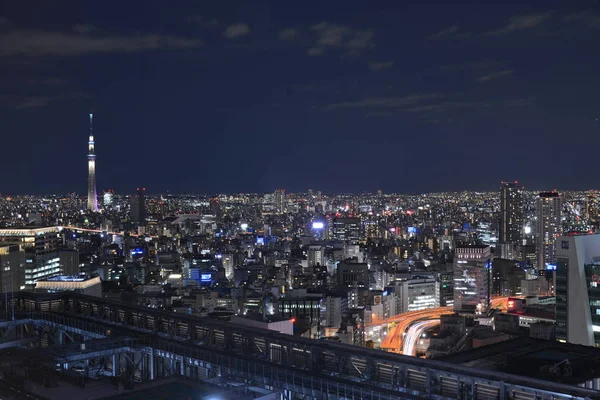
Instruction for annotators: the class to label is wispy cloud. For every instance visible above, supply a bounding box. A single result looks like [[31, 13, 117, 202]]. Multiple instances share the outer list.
[[368, 61, 393, 72], [0, 29, 202, 56], [224, 23, 250, 39], [487, 12, 552, 35], [427, 25, 467, 40], [476, 69, 514, 82], [505, 97, 536, 107], [564, 10, 600, 29], [439, 60, 497, 72], [324, 94, 446, 110], [185, 15, 220, 28], [308, 22, 374, 56], [279, 28, 298, 41]]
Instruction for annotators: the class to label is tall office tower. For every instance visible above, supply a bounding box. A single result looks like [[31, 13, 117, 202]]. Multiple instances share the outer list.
[[555, 234, 600, 346], [87, 113, 98, 211], [274, 189, 286, 213], [536, 191, 563, 270], [130, 188, 146, 225], [499, 181, 523, 250], [586, 191, 598, 224], [453, 245, 492, 314], [332, 217, 361, 243]]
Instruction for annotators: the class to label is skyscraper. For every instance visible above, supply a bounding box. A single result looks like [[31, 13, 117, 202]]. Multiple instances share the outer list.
[[87, 113, 98, 211], [130, 188, 146, 225], [536, 191, 563, 270], [499, 181, 523, 246], [453, 245, 492, 314]]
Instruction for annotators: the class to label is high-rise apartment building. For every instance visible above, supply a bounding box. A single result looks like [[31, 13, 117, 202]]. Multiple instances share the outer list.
[[555, 234, 600, 346], [499, 181, 523, 252], [130, 188, 146, 225], [87, 113, 98, 211], [453, 245, 492, 314], [536, 191, 562, 270]]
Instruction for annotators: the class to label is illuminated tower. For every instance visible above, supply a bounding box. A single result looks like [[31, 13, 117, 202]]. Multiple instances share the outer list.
[[87, 113, 98, 211]]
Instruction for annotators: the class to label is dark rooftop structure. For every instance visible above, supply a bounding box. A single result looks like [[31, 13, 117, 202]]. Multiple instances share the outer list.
[[440, 337, 600, 386]]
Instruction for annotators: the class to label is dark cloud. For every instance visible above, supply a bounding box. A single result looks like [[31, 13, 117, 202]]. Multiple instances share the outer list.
[[324, 94, 446, 110], [185, 15, 220, 28], [279, 28, 298, 41], [368, 61, 393, 72], [308, 22, 374, 56], [564, 10, 600, 30], [224, 23, 250, 39], [426, 25, 469, 40], [0, 29, 202, 56], [487, 12, 552, 35], [476, 69, 514, 82]]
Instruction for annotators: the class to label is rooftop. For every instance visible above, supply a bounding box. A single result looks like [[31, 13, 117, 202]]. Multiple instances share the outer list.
[[440, 337, 600, 385]]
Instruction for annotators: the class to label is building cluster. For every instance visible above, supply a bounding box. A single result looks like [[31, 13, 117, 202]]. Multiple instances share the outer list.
[[2, 164, 600, 357]]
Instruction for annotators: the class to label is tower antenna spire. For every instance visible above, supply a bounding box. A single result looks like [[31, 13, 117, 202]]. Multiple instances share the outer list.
[[87, 113, 98, 211]]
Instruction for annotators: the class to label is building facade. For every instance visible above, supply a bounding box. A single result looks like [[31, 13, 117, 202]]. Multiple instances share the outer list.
[[499, 181, 523, 255], [555, 234, 600, 347], [453, 245, 492, 314], [536, 191, 562, 270]]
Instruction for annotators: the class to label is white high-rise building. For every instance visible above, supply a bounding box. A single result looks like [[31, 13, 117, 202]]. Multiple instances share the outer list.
[[453, 245, 492, 314], [555, 234, 600, 347], [536, 191, 562, 269]]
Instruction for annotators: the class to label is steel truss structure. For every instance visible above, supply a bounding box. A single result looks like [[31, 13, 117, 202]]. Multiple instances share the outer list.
[[0, 291, 598, 400]]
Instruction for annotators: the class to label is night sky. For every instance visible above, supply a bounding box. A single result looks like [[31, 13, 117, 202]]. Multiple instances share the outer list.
[[1, 1, 599, 195]]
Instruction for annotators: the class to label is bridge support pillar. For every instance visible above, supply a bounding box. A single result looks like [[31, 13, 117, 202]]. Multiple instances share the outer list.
[[112, 355, 117, 377], [148, 350, 154, 380]]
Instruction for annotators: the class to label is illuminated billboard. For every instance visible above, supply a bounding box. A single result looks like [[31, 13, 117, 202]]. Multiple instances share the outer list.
[[200, 273, 211, 282], [312, 222, 324, 230], [407, 227, 417, 234]]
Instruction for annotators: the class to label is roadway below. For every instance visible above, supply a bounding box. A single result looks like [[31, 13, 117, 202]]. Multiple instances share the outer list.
[[377, 297, 509, 354]]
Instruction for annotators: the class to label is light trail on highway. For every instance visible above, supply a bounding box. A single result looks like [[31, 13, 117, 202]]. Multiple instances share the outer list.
[[377, 297, 510, 354], [402, 319, 440, 356]]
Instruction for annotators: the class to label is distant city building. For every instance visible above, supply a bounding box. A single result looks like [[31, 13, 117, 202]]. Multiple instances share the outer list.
[[555, 234, 600, 347], [336, 262, 368, 289], [453, 245, 492, 314], [307, 245, 325, 267], [130, 188, 146, 224], [274, 189, 286, 213], [332, 217, 361, 243], [389, 278, 439, 314], [34, 275, 101, 297], [0, 227, 62, 287], [586, 191, 598, 224], [87, 113, 98, 211], [499, 181, 523, 258], [0, 245, 25, 293], [103, 189, 114, 206], [536, 191, 562, 270], [59, 249, 79, 276]]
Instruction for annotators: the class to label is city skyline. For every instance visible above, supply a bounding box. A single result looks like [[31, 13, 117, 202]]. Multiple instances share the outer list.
[[1, 1, 599, 194]]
